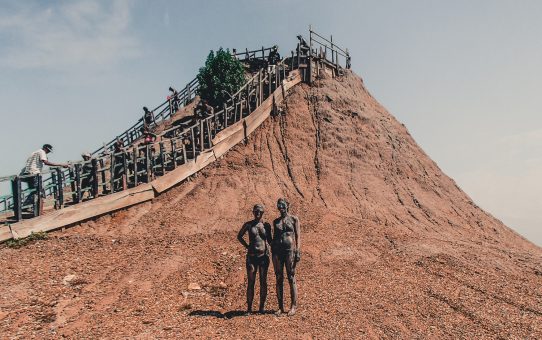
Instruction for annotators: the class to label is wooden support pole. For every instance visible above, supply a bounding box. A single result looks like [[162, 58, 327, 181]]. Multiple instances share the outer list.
[[267, 70, 271, 98], [56, 168, 64, 208], [69, 168, 77, 203], [206, 118, 212, 147], [34, 175, 43, 217], [259, 70, 263, 106], [51, 171, 58, 209], [99, 159, 107, 194], [132, 146, 138, 186], [91, 159, 99, 198], [74, 164, 82, 203], [223, 103, 228, 128], [182, 138, 187, 164], [199, 120, 205, 152], [110, 154, 115, 193], [11, 176, 22, 222], [190, 127, 196, 159], [246, 86, 250, 114], [297, 43, 301, 67], [145, 145, 151, 183], [159, 142, 166, 175], [331, 35, 334, 64], [122, 152, 128, 190], [171, 139, 177, 169]]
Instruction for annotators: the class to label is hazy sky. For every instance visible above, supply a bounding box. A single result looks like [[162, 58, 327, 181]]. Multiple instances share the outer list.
[[0, 0, 540, 245]]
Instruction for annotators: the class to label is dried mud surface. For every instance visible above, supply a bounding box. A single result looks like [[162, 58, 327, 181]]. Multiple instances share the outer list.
[[1, 71, 541, 339]]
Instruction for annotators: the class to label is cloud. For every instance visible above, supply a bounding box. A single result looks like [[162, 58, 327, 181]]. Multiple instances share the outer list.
[[0, 0, 140, 70]]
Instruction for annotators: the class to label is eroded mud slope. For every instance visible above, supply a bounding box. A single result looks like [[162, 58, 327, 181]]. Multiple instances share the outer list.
[[1, 71, 541, 339]]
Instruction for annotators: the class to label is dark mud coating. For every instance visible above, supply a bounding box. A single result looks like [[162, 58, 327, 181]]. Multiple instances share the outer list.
[[237, 204, 271, 313], [272, 198, 301, 316], [0, 70, 541, 338]]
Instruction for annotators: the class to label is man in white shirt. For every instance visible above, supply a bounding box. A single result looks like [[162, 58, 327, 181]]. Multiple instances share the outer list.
[[20, 144, 69, 209]]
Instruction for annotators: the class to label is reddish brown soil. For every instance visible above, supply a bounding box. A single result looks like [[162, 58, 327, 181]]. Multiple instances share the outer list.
[[1, 71, 541, 339]]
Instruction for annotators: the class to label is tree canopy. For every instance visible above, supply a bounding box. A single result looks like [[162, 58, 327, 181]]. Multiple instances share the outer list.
[[196, 48, 245, 108]]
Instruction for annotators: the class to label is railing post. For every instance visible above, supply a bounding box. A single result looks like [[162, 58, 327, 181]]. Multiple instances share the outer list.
[[223, 103, 228, 128], [99, 159, 107, 194], [69, 167, 77, 203], [145, 145, 151, 183], [190, 127, 196, 159], [11, 176, 22, 222], [159, 142, 166, 175], [206, 118, 213, 147], [34, 175, 43, 217], [258, 70, 263, 106], [171, 139, 177, 169], [246, 85, 250, 114], [267, 69, 271, 99], [52, 170, 59, 209], [91, 159, 99, 197], [122, 151, 128, 190], [200, 119, 205, 152], [186, 84, 191, 105], [182, 137, 187, 164], [132, 146, 138, 186], [110, 153, 115, 193], [74, 164, 82, 203], [56, 168, 64, 208]]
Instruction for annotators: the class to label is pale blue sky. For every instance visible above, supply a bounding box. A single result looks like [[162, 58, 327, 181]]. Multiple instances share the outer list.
[[0, 0, 540, 245]]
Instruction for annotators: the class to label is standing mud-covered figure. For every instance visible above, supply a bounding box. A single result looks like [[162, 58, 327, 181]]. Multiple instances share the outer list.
[[237, 204, 272, 314], [272, 198, 301, 316]]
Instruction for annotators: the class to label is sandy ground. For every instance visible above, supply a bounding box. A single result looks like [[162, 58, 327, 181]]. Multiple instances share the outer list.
[[1, 71, 541, 339]]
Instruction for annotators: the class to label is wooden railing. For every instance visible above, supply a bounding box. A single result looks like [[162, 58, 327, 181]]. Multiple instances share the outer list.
[[0, 29, 349, 224]]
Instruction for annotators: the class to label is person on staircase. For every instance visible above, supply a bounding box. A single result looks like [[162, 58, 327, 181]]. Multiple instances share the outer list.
[[142, 106, 156, 128], [19, 144, 69, 210], [80, 152, 95, 199], [168, 87, 180, 114]]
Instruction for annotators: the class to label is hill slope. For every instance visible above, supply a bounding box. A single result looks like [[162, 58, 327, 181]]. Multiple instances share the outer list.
[[1, 71, 541, 338]]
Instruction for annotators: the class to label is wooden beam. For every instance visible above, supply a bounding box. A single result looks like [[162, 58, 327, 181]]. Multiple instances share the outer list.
[[10, 184, 155, 240]]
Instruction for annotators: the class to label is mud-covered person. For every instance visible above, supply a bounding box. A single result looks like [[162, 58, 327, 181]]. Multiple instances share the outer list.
[[80, 152, 95, 199], [237, 204, 272, 314], [112, 139, 125, 192], [142, 106, 155, 127], [272, 198, 301, 316]]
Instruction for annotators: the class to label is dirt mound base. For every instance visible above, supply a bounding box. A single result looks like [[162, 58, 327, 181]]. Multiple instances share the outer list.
[[1, 71, 541, 338]]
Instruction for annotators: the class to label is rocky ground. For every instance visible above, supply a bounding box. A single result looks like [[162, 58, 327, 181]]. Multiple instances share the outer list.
[[1, 71, 541, 339]]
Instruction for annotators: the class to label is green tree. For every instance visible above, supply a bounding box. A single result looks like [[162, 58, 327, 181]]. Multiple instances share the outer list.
[[196, 48, 245, 108]]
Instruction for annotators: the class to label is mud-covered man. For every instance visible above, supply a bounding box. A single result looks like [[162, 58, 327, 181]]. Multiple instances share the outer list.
[[272, 198, 301, 316], [237, 204, 272, 314]]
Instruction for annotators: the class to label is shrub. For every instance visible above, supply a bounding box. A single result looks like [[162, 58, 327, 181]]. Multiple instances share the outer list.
[[5, 231, 48, 248], [196, 48, 245, 108]]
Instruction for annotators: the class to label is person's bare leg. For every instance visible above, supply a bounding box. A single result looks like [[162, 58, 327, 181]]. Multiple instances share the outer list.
[[272, 254, 284, 315], [246, 261, 257, 314], [285, 251, 298, 316], [258, 257, 269, 313]]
